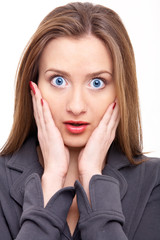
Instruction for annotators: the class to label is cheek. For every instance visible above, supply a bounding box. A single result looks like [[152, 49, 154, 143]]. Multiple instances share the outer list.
[[38, 87, 62, 121], [47, 98, 63, 121], [92, 104, 107, 127], [90, 89, 116, 125]]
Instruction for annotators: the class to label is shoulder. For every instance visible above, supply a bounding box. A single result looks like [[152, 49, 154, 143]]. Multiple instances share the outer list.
[[141, 156, 160, 182], [137, 155, 160, 173], [0, 154, 10, 176], [123, 155, 160, 189], [0, 154, 12, 197], [0, 153, 13, 176], [143, 155, 160, 166]]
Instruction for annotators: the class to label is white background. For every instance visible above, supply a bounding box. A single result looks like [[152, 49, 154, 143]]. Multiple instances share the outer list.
[[0, 0, 160, 157]]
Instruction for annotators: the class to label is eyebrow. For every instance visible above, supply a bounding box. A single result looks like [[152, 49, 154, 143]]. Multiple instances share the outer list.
[[45, 68, 112, 77]]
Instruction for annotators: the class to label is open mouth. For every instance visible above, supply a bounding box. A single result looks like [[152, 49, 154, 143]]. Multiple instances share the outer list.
[[68, 123, 86, 126], [64, 121, 89, 133], [64, 121, 89, 126]]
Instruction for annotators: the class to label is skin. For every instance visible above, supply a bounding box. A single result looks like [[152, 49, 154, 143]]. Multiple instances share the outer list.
[[30, 34, 120, 234]]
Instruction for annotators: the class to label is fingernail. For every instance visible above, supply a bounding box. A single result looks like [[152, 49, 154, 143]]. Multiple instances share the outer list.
[[113, 102, 116, 110], [29, 81, 36, 95], [41, 98, 44, 106]]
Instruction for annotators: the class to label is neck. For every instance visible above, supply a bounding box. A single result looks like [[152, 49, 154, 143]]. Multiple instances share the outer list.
[[37, 145, 83, 187], [64, 147, 82, 187]]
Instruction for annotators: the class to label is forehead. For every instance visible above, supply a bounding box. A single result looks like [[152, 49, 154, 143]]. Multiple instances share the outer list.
[[39, 35, 113, 74]]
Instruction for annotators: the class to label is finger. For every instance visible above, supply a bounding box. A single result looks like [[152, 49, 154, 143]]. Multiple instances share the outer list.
[[32, 82, 44, 125], [109, 100, 119, 120], [98, 100, 117, 129], [30, 82, 46, 134], [42, 98, 62, 141], [96, 101, 119, 143], [42, 99, 56, 129], [107, 103, 120, 141], [107, 101, 120, 130], [31, 89, 39, 126]]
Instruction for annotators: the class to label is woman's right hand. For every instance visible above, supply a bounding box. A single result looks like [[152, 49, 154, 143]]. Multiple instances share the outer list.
[[30, 81, 69, 206]]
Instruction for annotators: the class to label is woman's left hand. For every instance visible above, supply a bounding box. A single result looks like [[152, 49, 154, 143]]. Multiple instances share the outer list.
[[78, 100, 120, 200]]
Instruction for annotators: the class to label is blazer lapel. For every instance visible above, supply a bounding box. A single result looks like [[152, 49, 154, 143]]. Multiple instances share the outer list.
[[6, 137, 43, 206], [6, 139, 130, 205], [102, 143, 130, 199]]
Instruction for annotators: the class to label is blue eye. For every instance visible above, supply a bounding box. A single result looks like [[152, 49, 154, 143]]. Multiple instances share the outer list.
[[89, 78, 105, 89], [51, 76, 67, 88]]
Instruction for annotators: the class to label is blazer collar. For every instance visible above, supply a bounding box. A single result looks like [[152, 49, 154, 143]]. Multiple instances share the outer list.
[[102, 143, 131, 200], [105, 142, 131, 170], [6, 138, 130, 205], [6, 137, 43, 206]]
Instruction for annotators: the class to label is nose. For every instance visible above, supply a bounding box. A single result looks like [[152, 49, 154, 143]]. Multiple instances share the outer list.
[[66, 88, 87, 116]]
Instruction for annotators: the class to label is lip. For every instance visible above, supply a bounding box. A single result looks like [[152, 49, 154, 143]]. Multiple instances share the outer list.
[[64, 120, 89, 134]]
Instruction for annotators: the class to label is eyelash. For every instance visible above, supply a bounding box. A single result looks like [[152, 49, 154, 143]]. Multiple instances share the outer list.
[[49, 74, 108, 89], [89, 77, 108, 89], [49, 75, 68, 88]]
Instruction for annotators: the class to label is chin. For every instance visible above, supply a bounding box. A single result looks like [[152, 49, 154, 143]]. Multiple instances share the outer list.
[[63, 135, 88, 149]]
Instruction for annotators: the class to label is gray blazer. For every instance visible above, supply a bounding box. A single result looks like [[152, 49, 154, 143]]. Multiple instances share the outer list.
[[0, 137, 160, 240]]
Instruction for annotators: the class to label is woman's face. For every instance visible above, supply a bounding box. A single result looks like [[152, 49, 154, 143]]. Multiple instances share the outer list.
[[38, 35, 116, 148]]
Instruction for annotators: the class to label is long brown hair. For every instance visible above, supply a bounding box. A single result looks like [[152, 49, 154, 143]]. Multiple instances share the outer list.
[[1, 2, 143, 163]]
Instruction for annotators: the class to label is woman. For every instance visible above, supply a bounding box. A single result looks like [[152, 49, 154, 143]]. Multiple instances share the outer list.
[[0, 2, 160, 239]]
